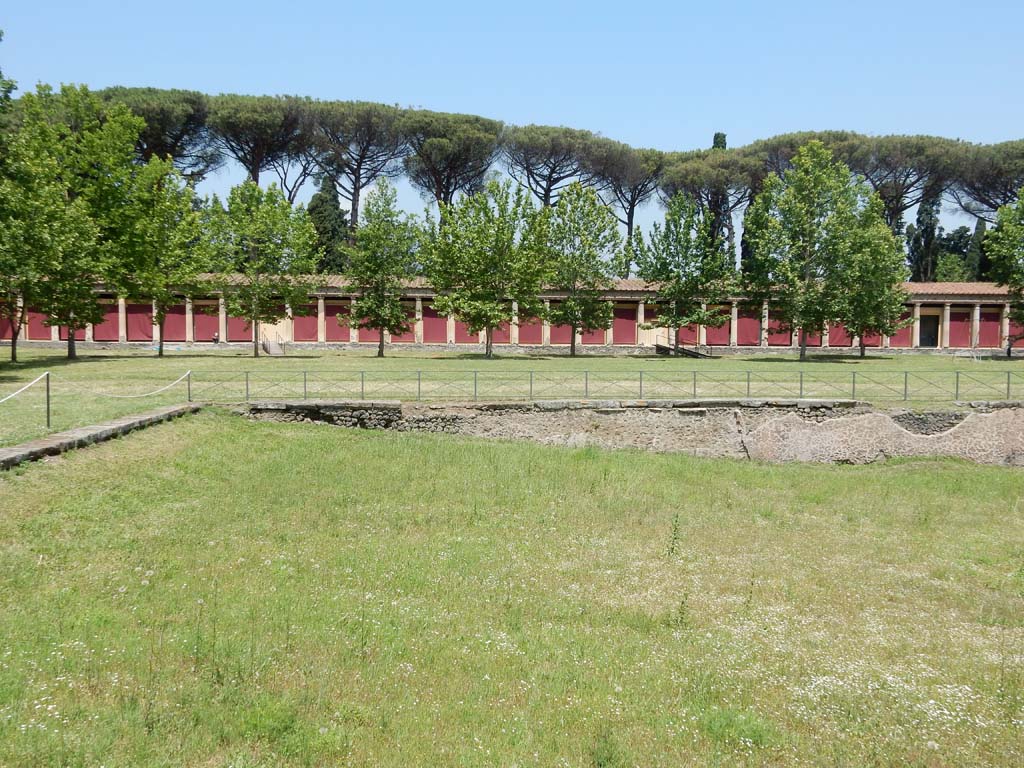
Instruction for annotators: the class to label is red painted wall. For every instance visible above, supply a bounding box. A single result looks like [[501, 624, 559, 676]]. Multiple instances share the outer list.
[[677, 325, 698, 344], [0, 317, 12, 340], [704, 307, 731, 346], [227, 316, 251, 342], [359, 325, 382, 343], [828, 323, 853, 347], [194, 307, 219, 342], [889, 311, 913, 347], [454, 320, 477, 343], [581, 326, 605, 345], [492, 322, 511, 344], [126, 303, 153, 341], [518, 318, 542, 344], [292, 304, 318, 342], [548, 303, 573, 344], [1011, 321, 1024, 348], [613, 305, 637, 345], [92, 304, 120, 341], [861, 332, 881, 347], [163, 305, 187, 342], [421, 304, 447, 343], [736, 308, 761, 346], [948, 310, 971, 347], [390, 306, 417, 342], [26, 310, 50, 340], [979, 310, 1001, 347], [799, 330, 822, 347], [767, 314, 791, 346], [59, 327, 85, 341], [324, 303, 350, 342]]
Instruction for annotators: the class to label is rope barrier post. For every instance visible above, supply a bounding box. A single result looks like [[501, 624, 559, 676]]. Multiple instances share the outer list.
[[417, 370, 421, 401], [746, 370, 751, 398], [904, 371, 909, 401], [187, 370, 192, 403], [245, 371, 250, 402], [303, 371, 308, 400], [692, 370, 697, 397], [851, 371, 856, 400], [473, 371, 478, 401], [799, 371, 804, 399], [360, 371, 365, 400], [1008, 370, 1012, 400], [45, 371, 51, 429], [584, 370, 589, 399], [529, 370, 533, 400], [639, 370, 643, 399], [955, 371, 960, 401]]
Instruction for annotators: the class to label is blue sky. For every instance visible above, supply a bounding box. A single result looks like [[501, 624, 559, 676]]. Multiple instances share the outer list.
[[4, 0, 1022, 232]]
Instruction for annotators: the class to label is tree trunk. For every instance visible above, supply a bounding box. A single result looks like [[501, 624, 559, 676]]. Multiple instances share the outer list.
[[67, 330, 77, 360], [485, 327, 493, 359], [252, 317, 260, 358], [673, 325, 680, 355], [10, 325, 19, 363], [799, 332, 807, 362], [859, 339, 866, 358], [350, 185, 361, 237], [377, 331, 385, 358], [158, 316, 165, 358], [570, 325, 577, 358], [249, 165, 260, 185]]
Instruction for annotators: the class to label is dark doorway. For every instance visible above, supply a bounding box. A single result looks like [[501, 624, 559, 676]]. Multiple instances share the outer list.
[[919, 315, 939, 347]]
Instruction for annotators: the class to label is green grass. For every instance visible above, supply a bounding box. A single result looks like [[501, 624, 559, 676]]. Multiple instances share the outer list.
[[1, 411, 1022, 765], [3, 346, 1024, 448]]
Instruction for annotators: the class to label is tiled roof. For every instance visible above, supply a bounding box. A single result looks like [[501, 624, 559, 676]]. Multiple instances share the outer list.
[[900, 282, 1009, 296]]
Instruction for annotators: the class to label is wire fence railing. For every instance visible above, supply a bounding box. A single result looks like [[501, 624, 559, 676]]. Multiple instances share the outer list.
[[5, 368, 1024, 447]]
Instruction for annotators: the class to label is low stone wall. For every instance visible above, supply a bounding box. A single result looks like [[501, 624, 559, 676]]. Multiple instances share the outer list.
[[239, 398, 1023, 465]]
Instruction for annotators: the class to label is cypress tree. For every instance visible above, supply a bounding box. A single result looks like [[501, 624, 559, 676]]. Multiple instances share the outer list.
[[307, 177, 350, 273]]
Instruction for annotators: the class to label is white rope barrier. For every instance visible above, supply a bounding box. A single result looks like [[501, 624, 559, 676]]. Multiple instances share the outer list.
[[0, 372, 49, 405], [56, 371, 192, 399]]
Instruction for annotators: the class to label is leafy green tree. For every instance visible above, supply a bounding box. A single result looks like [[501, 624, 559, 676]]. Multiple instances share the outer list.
[[313, 101, 407, 231], [346, 179, 421, 358], [633, 193, 735, 352], [22, 85, 144, 359], [120, 158, 207, 357], [951, 140, 1024, 222], [99, 86, 221, 180], [987, 189, 1024, 343], [545, 183, 621, 357], [206, 181, 320, 357], [934, 251, 970, 282], [401, 110, 503, 210], [745, 141, 882, 361], [427, 180, 551, 358], [208, 94, 307, 185], [307, 176, 350, 273], [967, 218, 989, 279], [836, 197, 909, 357], [906, 184, 942, 281], [0, 88, 97, 361], [503, 125, 600, 206], [584, 141, 664, 275]]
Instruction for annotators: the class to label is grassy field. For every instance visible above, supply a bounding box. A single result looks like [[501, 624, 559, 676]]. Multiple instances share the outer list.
[[3, 346, 1024, 448], [0, 411, 1022, 765]]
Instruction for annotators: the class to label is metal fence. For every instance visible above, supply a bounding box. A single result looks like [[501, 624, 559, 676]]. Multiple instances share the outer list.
[[183, 369, 1024, 404]]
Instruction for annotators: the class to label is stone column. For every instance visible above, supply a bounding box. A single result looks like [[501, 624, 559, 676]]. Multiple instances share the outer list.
[[218, 297, 227, 342], [1002, 303, 1011, 348], [698, 303, 707, 345], [415, 298, 424, 344], [317, 296, 326, 343], [729, 301, 738, 347], [912, 303, 921, 348], [637, 301, 647, 347], [971, 303, 981, 348], [446, 314, 455, 345], [152, 300, 161, 344], [822, 325, 831, 349], [118, 297, 127, 343], [284, 304, 294, 343], [352, 297, 360, 344], [542, 300, 551, 346], [185, 298, 194, 343], [510, 301, 519, 345], [85, 322, 93, 342], [941, 302, 951, 349], [761, 300, 769, 347], [50, 324, 59, 342], [606, 301, 614, 345]]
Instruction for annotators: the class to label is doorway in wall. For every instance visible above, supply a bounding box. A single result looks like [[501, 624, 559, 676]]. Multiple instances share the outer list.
[[919, 315, 939, 347]]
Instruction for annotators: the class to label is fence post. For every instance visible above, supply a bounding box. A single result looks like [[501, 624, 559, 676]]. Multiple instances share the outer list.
[[45, 371, 51, 429], [851, 371, 856, 400], [692, 370, 697, 397], [473, 371, 478, 401], [360, 371, 365, 400], [955, 371, 960, 401], [187, 370, 192, 403], [417, 370, 421, 401], [529, 370, 534, 400], [746, 370, 751, 398], [303, 371, 307, 400], [584, 370, 589, 398], [639, 370, 644, 399], [245, 371, 249, 402], [903, 371, 909, 401], [1008, 370, 1012, 400], [799, 371, 804, 398]]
